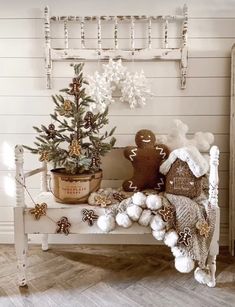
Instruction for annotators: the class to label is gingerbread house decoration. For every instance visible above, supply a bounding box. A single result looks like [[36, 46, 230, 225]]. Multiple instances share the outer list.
[[160, 146, 209, 198]]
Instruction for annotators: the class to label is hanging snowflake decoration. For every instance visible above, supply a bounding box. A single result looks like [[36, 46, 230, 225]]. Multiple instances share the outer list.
[[103, 59, 127, 84], [120, 70, 150, 109], [86, 71, 114, 113], [86, 59, 151, 112]]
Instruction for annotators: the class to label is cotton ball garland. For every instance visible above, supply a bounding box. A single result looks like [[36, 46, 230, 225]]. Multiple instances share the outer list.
[[150, 214, 166, 231], [175, 256, 195, 273], [126, 205, 143, 221], [97, 214, 116, 233], [146, 194, 162, 210], [194, 267, 212, 285], [171, 246, 183, 258], [164, 230, 179, 248], [132, 192, 147, 208], [138, 209, 152, 227], [152, 229, 166, 241], [116, 212, 132, 228]]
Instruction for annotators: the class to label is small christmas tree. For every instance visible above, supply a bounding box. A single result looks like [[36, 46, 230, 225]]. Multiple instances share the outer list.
[[24, 63, 116, 174]]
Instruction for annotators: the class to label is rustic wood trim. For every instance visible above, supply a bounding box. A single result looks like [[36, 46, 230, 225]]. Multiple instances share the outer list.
[[80, 17, 85, 49], [44, 5, 52, 89], [208, 146, 220, 287], [164, 19, 169, 48], [229, 44, 235, 256], [97, 16, 102, 52], [148, 17, 152, 49], [114, 16, 118, 49], [64, 20, 69, 49], [15, 145, 25, 208], [130, 16, 135, 52], [45, 5, 188, 89], [50, 15, 185, 22], [24, 167, 46, 178], [51, 47, 182, 61], [14, 207, 28, 287]]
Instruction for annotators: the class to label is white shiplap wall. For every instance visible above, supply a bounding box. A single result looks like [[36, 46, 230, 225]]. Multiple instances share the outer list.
[[0, 0, 233, 244]]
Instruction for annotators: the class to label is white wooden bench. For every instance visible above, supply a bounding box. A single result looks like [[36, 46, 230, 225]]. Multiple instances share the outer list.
[[14, 145, 220, 287]]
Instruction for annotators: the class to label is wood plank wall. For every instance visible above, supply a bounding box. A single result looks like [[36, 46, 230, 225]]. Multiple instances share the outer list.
[[0, 0, 233, 244]]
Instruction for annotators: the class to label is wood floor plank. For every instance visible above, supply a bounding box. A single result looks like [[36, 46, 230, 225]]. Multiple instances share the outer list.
[[0, 244, 234, 307]]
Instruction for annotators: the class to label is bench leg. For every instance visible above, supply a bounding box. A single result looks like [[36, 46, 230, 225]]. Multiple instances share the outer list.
[[14, 207, 28, 287], [207, 255, 217, 287], [42, 234, 49, 251], [207, 207, 220, 288]]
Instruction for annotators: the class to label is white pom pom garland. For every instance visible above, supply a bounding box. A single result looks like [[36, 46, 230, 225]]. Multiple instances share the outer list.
[[175, 256, 195, 273], [152, 229, 166, 241], [116, 212, 132, 228], [97, 215, 116, 233], [150, 214, 166, 231], [171, 246, 183, 258], [138, 209, 152, 227], [126, 205, 143, 221], [132, 192, 147, 208], [164, 230, 179, 248], [146, 194, 162, 210]]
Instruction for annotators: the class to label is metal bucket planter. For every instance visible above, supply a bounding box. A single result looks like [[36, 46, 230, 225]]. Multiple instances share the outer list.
[[51, 168, 102, 204]]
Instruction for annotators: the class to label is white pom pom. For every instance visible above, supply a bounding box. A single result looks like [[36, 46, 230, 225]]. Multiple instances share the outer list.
[[175, 256, 195, 273], [116, 212, 132, 228], [146, 194, 162, 210], [126, 205, 143, 221], [152, 229, 166, 241], [150, 214, 166, 231], [164, 230, 179, 247], [171, 246, 183, 258], [138, 209, 152, 227], [132, 192, 147, 208], [194, 267, 212, 285], [97, 215, 116, 233]]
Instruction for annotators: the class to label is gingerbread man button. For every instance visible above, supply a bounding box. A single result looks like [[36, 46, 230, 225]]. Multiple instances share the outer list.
[[122, 129, 169, 192]]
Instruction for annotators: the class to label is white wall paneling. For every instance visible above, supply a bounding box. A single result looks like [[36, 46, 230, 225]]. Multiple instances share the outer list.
[[0, 0, 234, 245]]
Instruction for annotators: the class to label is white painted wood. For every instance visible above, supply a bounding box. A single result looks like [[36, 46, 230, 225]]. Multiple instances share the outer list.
[[0, 77, 229, 96], [41, 233, 49, 251], [44, 5, 52, 89], [1, 37, 235, 58], [15, 145, 25, 207], [229, 44, 235, 256], [14, 207, 28, 286], [0, 114, 229, 135], [45, 5, 188, 89], [0, 0, 232, 252], [15, 144, 221, 287], [3, 18, 235, 40], [64, 20, 68, 49], [208, 146, 220, 287], [80, 17, 85, 48]]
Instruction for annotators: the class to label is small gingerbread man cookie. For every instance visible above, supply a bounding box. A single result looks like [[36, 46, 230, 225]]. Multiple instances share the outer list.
[[122, 129, 169, 192]]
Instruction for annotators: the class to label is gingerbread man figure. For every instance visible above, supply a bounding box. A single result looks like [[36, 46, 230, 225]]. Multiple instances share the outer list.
[[122, 129, 169, 192]]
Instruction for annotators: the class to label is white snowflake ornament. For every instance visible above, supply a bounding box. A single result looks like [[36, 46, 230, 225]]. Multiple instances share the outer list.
[[103, 59, 127, 84], [87, 59, 150, 112], [120, 70, 150, 108], [87, 72, 113, 112]]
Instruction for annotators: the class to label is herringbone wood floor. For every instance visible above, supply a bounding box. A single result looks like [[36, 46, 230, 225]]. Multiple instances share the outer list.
[[0, 244, 234, 307]]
